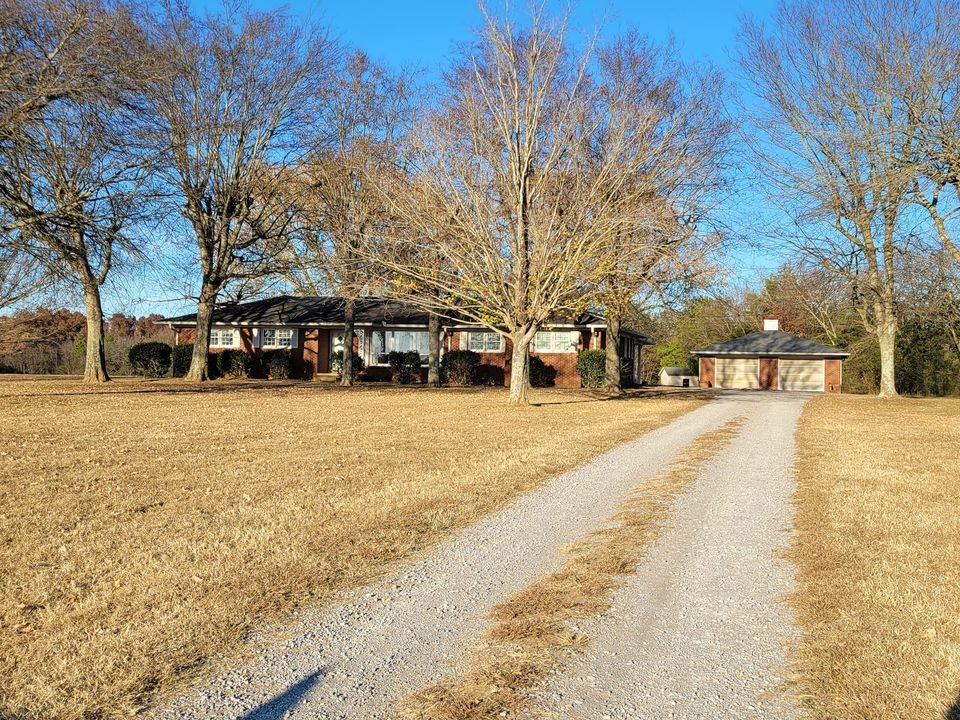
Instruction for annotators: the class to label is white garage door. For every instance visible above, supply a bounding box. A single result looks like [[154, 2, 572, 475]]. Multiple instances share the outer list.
[[779, 359, 824, 392], [715, 358, 759, 389]]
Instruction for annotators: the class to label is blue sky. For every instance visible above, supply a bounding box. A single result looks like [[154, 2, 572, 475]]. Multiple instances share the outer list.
[[312, 1, 776, 73], [118, 0, 783, 316]]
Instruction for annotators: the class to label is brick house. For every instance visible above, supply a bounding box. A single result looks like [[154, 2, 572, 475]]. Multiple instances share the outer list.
[[163, 295, 653, 388], [691, 319, 849, 392]]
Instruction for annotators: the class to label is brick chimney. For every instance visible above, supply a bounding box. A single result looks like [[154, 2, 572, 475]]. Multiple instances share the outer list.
[[763, 317, 780, 332]]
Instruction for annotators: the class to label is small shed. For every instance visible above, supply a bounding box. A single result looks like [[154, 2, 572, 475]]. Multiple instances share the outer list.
[[659, 366, 699, 387], [690, 319, 849, 392]]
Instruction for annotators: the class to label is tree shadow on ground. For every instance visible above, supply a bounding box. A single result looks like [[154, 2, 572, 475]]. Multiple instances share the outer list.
[[945, 695, 960, 720], [0, 378, 309, 399], [236, 669, 325, 720], [531, 387, 714, 407]]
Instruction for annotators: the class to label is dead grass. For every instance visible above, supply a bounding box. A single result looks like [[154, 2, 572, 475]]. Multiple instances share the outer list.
[[790, 394, 960, 719], [398, 416, 745, 720], [0, 377, 704, 720]]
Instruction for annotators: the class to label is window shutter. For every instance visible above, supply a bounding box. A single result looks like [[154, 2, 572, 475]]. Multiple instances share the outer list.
[[289, 328, 299, 349], [252, 328, 260, 349]]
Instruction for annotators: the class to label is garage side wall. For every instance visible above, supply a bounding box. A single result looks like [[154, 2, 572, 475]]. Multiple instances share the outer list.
[[825, 359, 842, 393], [698, 356, 715, 388], [760, 357, 779, 390]]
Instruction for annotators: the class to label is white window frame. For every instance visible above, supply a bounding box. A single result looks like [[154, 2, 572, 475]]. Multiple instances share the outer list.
[[533, 330, 579, 354], [369, 329, 430, 365], [209, 327, 238, 348], [465, 331, 504, 353], [262, 327, 295, 349]]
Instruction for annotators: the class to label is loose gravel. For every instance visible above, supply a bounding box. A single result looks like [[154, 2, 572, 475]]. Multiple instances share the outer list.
[[156, 396, 747, 720], [538, 392, 807, 719], [157, 393, 803, 720]]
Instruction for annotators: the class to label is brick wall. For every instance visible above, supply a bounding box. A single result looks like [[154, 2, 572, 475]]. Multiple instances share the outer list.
[[172, 326, 310, 379], [698, 356, 715, 388], [759, 357, 779, 390], [448, 330, 588, 388], [825, 358, 843, 393]]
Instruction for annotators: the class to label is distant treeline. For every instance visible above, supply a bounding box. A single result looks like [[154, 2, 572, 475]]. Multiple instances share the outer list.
[[0, 308, 173, 376]]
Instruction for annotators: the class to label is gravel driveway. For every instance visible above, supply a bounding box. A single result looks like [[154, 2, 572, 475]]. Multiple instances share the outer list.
[[156, 392, 804, 720], [540, 392, 806, 719]]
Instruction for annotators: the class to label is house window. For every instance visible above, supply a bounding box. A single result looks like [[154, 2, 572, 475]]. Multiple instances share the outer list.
[[210, 327, 237, 348], [465, 331, 504, 352], [370, 330, 429, 364], [534, 330, 578, 353], [262, 328, 294, 349]]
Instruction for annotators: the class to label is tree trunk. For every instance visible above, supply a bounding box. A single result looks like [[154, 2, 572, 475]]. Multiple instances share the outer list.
[[82, 284, 109, 383], [186, 284, 217, 381], [427, 312, 441, 387], [604, 311, 623, 392], [876, 314, 898, 398], [340, 297, 356, 387], [508, 331, 532, 405]]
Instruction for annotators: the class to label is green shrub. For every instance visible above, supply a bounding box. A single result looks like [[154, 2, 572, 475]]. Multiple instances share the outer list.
[[895, 319, 960, 396], [170, 344, 193, 377], [388, 350, 422, 384], [441, 350, 481, 385], [331, 350, 366, 377], [127, 341, 172, 377], [475, 363, 505, 385], [842, 337, 880, 394], [529, 355, 556, 387], [262, 349, 292, 379], [217, 349, 249, 379], [576, 349, 606, 388]]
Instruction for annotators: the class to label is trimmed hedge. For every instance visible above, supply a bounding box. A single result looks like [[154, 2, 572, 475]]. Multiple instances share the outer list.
[[441, 349, 481, 385], [529, 355, 556, 387], [331, 350, 366, 377], [217, 349, 249, 379], [128, 342, 172, 377], [170, 344, 193, 377], [388, 350, 421, 384], [262, 349, 292, 379], [576, 349, 606, 388]]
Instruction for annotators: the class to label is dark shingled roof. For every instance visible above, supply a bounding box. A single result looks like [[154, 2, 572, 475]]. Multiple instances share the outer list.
[[162, 295, 653, 342], [691, 331, 849, 357], [163, 296, 433, 326]]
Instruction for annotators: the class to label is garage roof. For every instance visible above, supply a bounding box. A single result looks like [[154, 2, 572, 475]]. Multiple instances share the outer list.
[[690, 330, 849, 358]]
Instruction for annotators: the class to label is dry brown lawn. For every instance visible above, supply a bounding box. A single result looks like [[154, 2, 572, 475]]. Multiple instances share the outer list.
[[791, 394, 960, 719], [0, 376, 703, 720], [399, 416, 744, 720]]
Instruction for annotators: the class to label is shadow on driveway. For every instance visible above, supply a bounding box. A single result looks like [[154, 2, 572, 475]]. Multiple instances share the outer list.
[[236, 670, 325, 720]]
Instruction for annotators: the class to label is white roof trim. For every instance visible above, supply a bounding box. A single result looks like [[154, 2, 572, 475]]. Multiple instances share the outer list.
[[690, 350, 850, 358]]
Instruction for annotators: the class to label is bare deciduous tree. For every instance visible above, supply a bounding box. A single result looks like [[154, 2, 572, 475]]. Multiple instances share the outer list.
[[0, 243, 47, 308], [739, 0, 939, 397], [0, 0, 151, 381], [588, 34, 728, 390], [148, 2, 336, 380], [285, 51, 416, 385], [376, 5, 715, 404], [907, 2, 960, 266]]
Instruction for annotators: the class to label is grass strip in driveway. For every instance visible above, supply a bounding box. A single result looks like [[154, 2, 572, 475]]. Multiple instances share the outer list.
[[789, 394, 960, 719], [0, 378, 703, 720], [398, 416, 745, 720]]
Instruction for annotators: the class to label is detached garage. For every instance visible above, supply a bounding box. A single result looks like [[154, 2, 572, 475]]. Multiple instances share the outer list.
[[692, 319, 849, 393]]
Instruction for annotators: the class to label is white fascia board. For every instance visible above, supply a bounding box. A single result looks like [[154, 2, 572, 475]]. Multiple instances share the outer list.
[[691, 350, 849, 358]]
